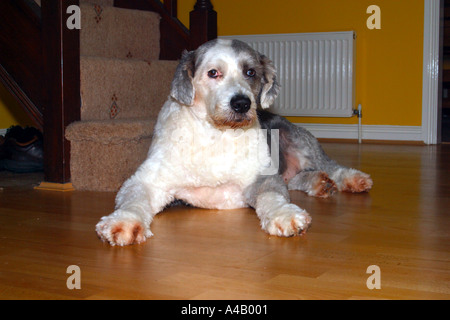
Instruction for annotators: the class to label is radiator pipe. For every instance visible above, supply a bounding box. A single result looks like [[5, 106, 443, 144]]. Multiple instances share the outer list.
[[353, 104, 362, 143]]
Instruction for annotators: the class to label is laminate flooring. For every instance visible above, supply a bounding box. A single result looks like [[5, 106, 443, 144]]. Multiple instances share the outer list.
[[0, 142, 449, 300]]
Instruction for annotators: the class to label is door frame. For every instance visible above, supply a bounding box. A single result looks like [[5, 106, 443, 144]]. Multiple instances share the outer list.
[[422, 0, 442, 144]]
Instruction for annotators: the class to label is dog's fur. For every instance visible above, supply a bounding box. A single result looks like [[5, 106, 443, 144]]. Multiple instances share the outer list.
[[96, 39, 373, 246]]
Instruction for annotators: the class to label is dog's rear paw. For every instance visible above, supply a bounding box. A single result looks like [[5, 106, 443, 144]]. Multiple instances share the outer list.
[[264, 204, 312, 237], [341, 171, 373, 193], [96, 215, 152, 246]]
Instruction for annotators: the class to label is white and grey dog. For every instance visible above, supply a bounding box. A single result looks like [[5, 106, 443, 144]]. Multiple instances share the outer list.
[[96, 39, 373, 246]]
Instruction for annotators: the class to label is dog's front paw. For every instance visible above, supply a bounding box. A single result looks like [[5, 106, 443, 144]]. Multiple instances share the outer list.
[[263, 204, 312, 237], [96, 214, 152, 246]]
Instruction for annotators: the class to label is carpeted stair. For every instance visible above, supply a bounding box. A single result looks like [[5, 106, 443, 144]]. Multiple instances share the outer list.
[[65, 1, 178, 191]]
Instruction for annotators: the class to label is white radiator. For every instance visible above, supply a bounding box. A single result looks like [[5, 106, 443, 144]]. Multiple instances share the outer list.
[[221, 32, 356, 117]]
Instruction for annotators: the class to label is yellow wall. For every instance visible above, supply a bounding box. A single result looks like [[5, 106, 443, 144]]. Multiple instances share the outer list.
[[0, 0, 424, 129], [0, 83, 33, 129], [179, 0, 424, 126]]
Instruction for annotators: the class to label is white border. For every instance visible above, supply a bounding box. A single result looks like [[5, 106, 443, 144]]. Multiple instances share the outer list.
[[296, 124, 423, 141], [421, 0, 441, 144]]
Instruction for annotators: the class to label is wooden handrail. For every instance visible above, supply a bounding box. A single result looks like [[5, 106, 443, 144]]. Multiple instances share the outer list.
[[0, 64, 43, 131], [163, 0, 177, 17], [0, 0, 43, 131]]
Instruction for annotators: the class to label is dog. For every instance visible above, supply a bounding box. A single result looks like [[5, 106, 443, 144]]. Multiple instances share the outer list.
[[96, 39, 373, 246]]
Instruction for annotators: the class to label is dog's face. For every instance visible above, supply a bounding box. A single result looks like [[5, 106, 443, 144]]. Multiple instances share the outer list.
[[170, 39, 279, 129]]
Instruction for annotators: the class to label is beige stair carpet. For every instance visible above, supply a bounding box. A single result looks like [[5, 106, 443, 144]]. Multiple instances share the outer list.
[[66, 2, 179, 192], [80, 3, 160, 61]]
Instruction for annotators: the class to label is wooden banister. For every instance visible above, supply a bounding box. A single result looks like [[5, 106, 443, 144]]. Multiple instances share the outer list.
[[0, 0, 81, 184], [0, 64, 43, 131], [0, 0, 43, 131], [189, 0, 217, 50], [41, 0, 80, 183], [0, 0, 216, 185], [163, 0, 177, 17]]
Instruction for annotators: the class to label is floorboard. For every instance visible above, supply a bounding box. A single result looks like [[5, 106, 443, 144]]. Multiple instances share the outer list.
[[0, 142, 449, 300]]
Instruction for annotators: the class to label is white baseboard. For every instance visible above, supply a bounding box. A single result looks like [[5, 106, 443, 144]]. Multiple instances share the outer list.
[[296, 123, 423, 142], [0, 125, 422, 142]]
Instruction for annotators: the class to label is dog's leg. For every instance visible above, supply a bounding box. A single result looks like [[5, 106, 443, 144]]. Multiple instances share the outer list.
[[289, 126, 372, 194], [279, 120, 372, 195], [95, 170, 172, 246], [245, 175, 311, 237], [288, 165, 372, 196], [288, 170, 337, 198], [258, 110, 372, 197]]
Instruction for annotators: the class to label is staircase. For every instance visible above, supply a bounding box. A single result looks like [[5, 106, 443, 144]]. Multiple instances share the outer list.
[[0, 0, 217, 190], [66, 1, 178, 191]]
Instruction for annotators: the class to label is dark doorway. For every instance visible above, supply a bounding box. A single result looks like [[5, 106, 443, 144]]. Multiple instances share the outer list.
[[442, 0, 450, 142]]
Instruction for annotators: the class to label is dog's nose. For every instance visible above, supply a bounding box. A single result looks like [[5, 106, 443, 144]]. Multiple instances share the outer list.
[[230, 95, 251, 113]]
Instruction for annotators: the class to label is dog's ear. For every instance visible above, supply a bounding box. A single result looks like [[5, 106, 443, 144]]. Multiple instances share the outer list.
[[259, 54, 280, 109], [170, 50, 196, 106]]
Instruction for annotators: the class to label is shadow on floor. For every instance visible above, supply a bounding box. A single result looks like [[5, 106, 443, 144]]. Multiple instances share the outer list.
[[0, 171, 44, 189]]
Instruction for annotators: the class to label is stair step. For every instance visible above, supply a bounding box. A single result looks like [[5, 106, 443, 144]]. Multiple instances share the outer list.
[[66, 118, 154, 191], [81, 3, 160, 61], [81, 0, 114, 6], [66, 118, 156, 143], [80, 56, 178, 121]]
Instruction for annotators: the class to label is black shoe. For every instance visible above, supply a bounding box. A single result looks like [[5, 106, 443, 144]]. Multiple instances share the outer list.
[[1, 126, 43, 173]]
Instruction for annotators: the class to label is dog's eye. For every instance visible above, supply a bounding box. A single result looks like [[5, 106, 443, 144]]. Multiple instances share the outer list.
[[207, 69, 219, 79], [245, 68, 256, 78]]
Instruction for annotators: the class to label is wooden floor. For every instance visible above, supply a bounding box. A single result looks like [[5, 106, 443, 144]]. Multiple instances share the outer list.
[[0, 142, 449, 300]]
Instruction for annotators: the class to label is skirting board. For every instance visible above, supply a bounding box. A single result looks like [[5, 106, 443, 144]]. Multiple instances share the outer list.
[[296, 123, 423, 142], [34, 182, 75, 192], [2, 126, 423, 142]]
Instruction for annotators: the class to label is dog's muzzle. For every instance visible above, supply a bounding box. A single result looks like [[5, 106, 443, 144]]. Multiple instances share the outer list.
[[230, 94, 251, 114], [210, 93, 256, 129]]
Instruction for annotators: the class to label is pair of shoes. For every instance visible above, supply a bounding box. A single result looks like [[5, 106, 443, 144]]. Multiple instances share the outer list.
[[0, 126, 44, 173]]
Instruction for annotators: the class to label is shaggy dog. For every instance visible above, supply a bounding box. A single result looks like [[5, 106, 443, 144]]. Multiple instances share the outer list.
[[96, 39, 373, 246]]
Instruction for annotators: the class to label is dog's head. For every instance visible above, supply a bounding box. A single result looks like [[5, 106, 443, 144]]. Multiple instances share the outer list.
[[170, 39, 279, 129]]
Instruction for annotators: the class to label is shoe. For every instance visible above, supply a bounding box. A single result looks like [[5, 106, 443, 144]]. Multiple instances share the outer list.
[[1, 126, 44, 173]]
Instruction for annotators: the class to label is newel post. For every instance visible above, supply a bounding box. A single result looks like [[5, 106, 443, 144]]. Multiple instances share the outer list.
[[189, 0, 217, 50], [41, 0, 81, 184]]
